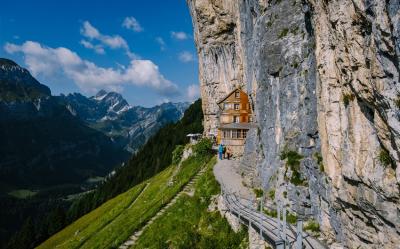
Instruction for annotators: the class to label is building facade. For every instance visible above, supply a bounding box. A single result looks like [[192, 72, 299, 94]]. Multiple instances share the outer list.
[[217, 88, 253, 156]]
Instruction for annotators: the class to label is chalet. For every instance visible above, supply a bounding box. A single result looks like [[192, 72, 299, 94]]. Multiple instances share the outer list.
[[217, 88, 253, 156]]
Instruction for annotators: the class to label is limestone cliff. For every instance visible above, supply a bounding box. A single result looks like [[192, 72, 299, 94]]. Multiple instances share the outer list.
[[187, 0, 400, 248]]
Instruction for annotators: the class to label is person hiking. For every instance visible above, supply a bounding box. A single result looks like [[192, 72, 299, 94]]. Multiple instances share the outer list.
[[226, 147, 232, 160], [218, 144, 223, 160], [223, 145, 227, 159]]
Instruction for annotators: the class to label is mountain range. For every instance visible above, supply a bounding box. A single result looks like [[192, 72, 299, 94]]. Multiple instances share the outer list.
[[60, 90, 189, 153], [0, 58, 189, 191], [0, 58, 129, 190]]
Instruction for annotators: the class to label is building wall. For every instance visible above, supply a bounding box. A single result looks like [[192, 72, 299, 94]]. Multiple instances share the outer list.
[[218, 89, 252, 124]]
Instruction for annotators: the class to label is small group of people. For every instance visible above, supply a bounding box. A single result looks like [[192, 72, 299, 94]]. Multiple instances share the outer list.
[[218, 144, 232, 160]]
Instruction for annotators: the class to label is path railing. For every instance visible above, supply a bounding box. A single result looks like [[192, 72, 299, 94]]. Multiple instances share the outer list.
[[221, 186, 326, 249]]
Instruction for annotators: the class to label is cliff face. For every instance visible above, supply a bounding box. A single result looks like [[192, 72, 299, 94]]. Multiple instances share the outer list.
[[187, 0, 400, 248]]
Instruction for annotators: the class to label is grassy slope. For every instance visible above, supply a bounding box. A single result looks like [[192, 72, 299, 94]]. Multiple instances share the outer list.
[[36, 182, 146, 249], [132, 157, 248, 249], [38, 154, 211, 249]]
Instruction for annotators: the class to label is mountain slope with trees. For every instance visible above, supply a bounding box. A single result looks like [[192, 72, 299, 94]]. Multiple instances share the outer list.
[[5, 99, 203, 249]]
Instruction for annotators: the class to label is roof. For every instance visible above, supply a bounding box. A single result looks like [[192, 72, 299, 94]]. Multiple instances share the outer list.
[[217, 87, 245, 104], [187, 133, 202, 137], [219, 123, 256, 129]]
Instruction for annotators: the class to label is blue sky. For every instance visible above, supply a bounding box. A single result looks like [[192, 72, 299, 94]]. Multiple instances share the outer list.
[[0, 0, 199, 106]]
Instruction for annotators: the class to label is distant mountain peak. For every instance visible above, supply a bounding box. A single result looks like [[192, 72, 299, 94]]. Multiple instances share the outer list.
[[94, 89, 108, 101], [0, 58, 19, 67], [91, 90, 131, 115], [0, 58, 51, 101]]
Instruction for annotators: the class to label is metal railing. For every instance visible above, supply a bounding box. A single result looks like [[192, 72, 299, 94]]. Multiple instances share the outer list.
[[220, 185, 326, 249]]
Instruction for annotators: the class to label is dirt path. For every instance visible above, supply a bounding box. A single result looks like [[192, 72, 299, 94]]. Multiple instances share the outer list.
[[213, 158, 254, 200]]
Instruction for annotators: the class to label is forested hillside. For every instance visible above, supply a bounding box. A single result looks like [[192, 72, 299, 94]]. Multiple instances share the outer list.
[[5, 99, 203, 249], [67, 98, 203, 221]]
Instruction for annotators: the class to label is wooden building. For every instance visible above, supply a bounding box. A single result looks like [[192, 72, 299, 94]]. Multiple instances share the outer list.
[[216, 88, 253, 155]]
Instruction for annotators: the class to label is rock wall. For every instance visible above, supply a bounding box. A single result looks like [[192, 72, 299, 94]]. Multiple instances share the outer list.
[[187, 0, 400, 248]]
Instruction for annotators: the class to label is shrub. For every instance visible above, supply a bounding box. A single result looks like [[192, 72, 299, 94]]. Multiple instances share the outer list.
[[343, 93, 355, 107], [278, 28, 289, 38], [395, 94, 400, 108], [304, 219, 320, 233], [379, 148, 395, 168], [172, 145, 185, 165], [280, 150, 303, 168], [286, 211, 298, 224], [264, 209, 278, 218], [264, 209, 297, 224], [313, 152, 324, 172], [253, 188, 263, 198], [193, 138, 213, 157], [281, 149, 307, 186], [268, 189, 275, 200], [290, 170, 306, 186]]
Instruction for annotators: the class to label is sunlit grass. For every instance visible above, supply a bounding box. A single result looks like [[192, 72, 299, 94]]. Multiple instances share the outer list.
[[38, 154, 211, 249], [8, 189, 37, 199], [132, 157, 248, 249]]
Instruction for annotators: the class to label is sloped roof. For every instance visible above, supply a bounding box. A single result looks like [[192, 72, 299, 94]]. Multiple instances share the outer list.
[[217, 87, 246, 104]]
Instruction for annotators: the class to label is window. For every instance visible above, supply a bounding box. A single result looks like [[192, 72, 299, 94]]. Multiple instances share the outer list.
[[223, 130, 230, 138], [234, 104, 240, 110], [235, 91, 240, 98], [237, 130, 242, 139], [232, 130, 238, 139], [242, 130, 248, 139], [234, 116, 240, 123]]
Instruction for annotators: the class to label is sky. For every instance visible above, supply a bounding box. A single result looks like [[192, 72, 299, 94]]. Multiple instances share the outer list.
[[0, 0, 199, 107]]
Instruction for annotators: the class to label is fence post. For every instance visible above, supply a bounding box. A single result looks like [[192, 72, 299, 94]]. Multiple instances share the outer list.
[[283, 206, 287, 247], [276, 240, 285, 249], [296, 218, 303, 249], [248, 195, 253, 227], [278, 203, 282, 238], [260, 190, 265, 237]]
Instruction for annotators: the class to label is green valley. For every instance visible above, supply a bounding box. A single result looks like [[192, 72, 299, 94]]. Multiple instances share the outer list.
[[39, 140, 247, 249]]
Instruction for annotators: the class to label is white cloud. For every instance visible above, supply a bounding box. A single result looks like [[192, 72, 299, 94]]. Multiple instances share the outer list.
[[122, 17, 143, 32], [80, 21, 137, 58], [187, 84, 200, 101], [155, 37, 166, 51], [171, 31, 189, 40], [178, 51, 194, 62], [5, 41, 179, 96], [80, 40, 105, 54]]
